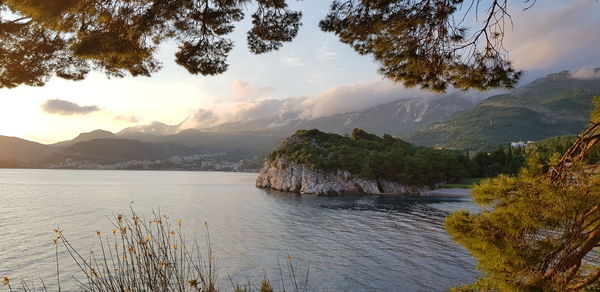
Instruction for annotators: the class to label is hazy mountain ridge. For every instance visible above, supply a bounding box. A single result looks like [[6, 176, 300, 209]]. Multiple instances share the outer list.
[[206, 93, 477, 137], [37, 93, 477, 165], [0, 136, 54, 163], [408, 71, 600, 150], [52, 129, 117, 149], [1, 69, 596, 167]]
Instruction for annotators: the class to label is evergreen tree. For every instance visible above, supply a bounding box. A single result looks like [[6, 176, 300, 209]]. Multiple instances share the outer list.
[[0, 0, 525, 90], [446, 98, 600, 291]]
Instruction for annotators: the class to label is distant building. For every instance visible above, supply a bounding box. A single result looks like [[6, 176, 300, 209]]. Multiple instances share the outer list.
[[510, 141, 528, 148]]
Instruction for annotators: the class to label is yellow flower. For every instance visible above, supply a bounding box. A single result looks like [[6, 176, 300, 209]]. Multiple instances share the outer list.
[[178, 218, 183, 226], [112, 229, 116, 234], [173, 244, 178, 250], [146, 235, 151, 242]]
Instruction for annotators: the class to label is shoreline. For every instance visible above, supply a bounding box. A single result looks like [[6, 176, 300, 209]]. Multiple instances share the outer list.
[[423, 188, 472, 198]]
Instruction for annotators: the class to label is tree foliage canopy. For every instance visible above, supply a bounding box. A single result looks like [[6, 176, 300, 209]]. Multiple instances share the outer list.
[[0, 0, 522, 91], [269, 128, 472, 186], [446, 98, 600, 291]]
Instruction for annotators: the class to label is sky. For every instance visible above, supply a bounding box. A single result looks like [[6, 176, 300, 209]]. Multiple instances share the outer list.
[[0, 0, 599, 144]]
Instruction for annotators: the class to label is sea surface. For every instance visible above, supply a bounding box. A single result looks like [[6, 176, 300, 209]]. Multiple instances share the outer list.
[[0, 169, 479, 291]]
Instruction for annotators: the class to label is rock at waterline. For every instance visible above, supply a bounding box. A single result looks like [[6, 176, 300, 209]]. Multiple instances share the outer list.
[[255, 158, 428, 196]]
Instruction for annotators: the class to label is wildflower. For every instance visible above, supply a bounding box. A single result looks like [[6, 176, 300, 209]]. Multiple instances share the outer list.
[[146, 235, 151, 242], [189, 279, 198, 287], [204, 221, 208, 227], [178, 218, 183, 226], [170, 230, 176, 235], [2, 276, 9, 285], [120, 227, 127, 235], [96, 231, 101, 237], [112, 229, 116, 234], [117, 214, 123, 223], [173, 244, 178, 250]]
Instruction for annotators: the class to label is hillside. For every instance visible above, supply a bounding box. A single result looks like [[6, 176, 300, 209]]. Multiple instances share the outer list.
[[0, 136, 54, 163], [408, 71, 600, 150], [208, 93, 477, 137], [266, 129, 471, 186], [52, 129, 116, 149]]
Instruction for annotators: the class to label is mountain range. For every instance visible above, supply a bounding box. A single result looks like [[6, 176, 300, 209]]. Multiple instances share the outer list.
[[0, 69, 598, 168], [408, 70, 600, 150]]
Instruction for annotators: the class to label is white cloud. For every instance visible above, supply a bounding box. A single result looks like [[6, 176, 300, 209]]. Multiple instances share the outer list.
[[569, 67, 600, 79], [281, 54, 306, 67], [114, 115, 141, 124], [316, 45, 338, 62], [230, 80, 275, 101], [298, 80, 433, 119], [505, 0, 600, 70], [177, 79, 438, 131]]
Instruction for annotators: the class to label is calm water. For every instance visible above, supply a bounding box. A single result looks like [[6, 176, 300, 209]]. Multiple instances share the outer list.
[[0, 169, 478, 291]]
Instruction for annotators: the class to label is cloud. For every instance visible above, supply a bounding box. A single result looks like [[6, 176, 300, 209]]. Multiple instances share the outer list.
[[316, 45, 338, 62], [505, 1, 600, 70], [281, 54, 306, 67], [179, 79, 443, 131], [40, 99, 102, 116], [569, 67, 600, 80], [231, 80, 275, 101], [114, 115, 141, 123], [297, 80, 433, 119], [119, 121, 180, 135]]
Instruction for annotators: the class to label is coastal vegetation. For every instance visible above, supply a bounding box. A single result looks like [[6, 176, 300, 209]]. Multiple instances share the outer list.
[[1, 1, 523, 91], [446, 98, 600, 290], [268, 128, 472, 187], [2, 210, 305, 292], [409, 71, 600, 151]]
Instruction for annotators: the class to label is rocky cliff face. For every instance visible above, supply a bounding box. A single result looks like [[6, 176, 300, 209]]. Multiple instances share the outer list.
[[256, 157, 428, 196]]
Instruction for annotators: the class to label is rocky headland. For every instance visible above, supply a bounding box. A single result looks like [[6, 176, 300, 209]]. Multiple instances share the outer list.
[[256, 157, 428, 195], [255, 128, 472, 196]]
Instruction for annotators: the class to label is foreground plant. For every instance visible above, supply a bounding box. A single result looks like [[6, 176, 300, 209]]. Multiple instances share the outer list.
[[3, 209, 306, 292], [446, 99, 600, 291]]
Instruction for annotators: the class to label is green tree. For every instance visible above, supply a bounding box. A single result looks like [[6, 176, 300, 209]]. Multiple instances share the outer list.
[[0, 0, 525, 90], [445, 99, 600, 291]]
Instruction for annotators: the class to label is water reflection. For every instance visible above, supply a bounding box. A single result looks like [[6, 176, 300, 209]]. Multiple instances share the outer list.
[[0, 170, 478, 291]]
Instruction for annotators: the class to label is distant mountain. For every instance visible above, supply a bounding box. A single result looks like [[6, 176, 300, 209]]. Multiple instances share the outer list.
[[206, 93, 478, 137], [43, 138, 206, 164], [408, 70, 600, 150], [118, 128, 292, 159], [119, 121, 180, 136], [52, 129, 116, 149], [0, 136, 54, 163], [37, 93, 480, 164]]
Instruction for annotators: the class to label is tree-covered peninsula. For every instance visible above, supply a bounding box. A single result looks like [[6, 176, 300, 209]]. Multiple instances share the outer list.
[[261, 128, 472, 193]]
